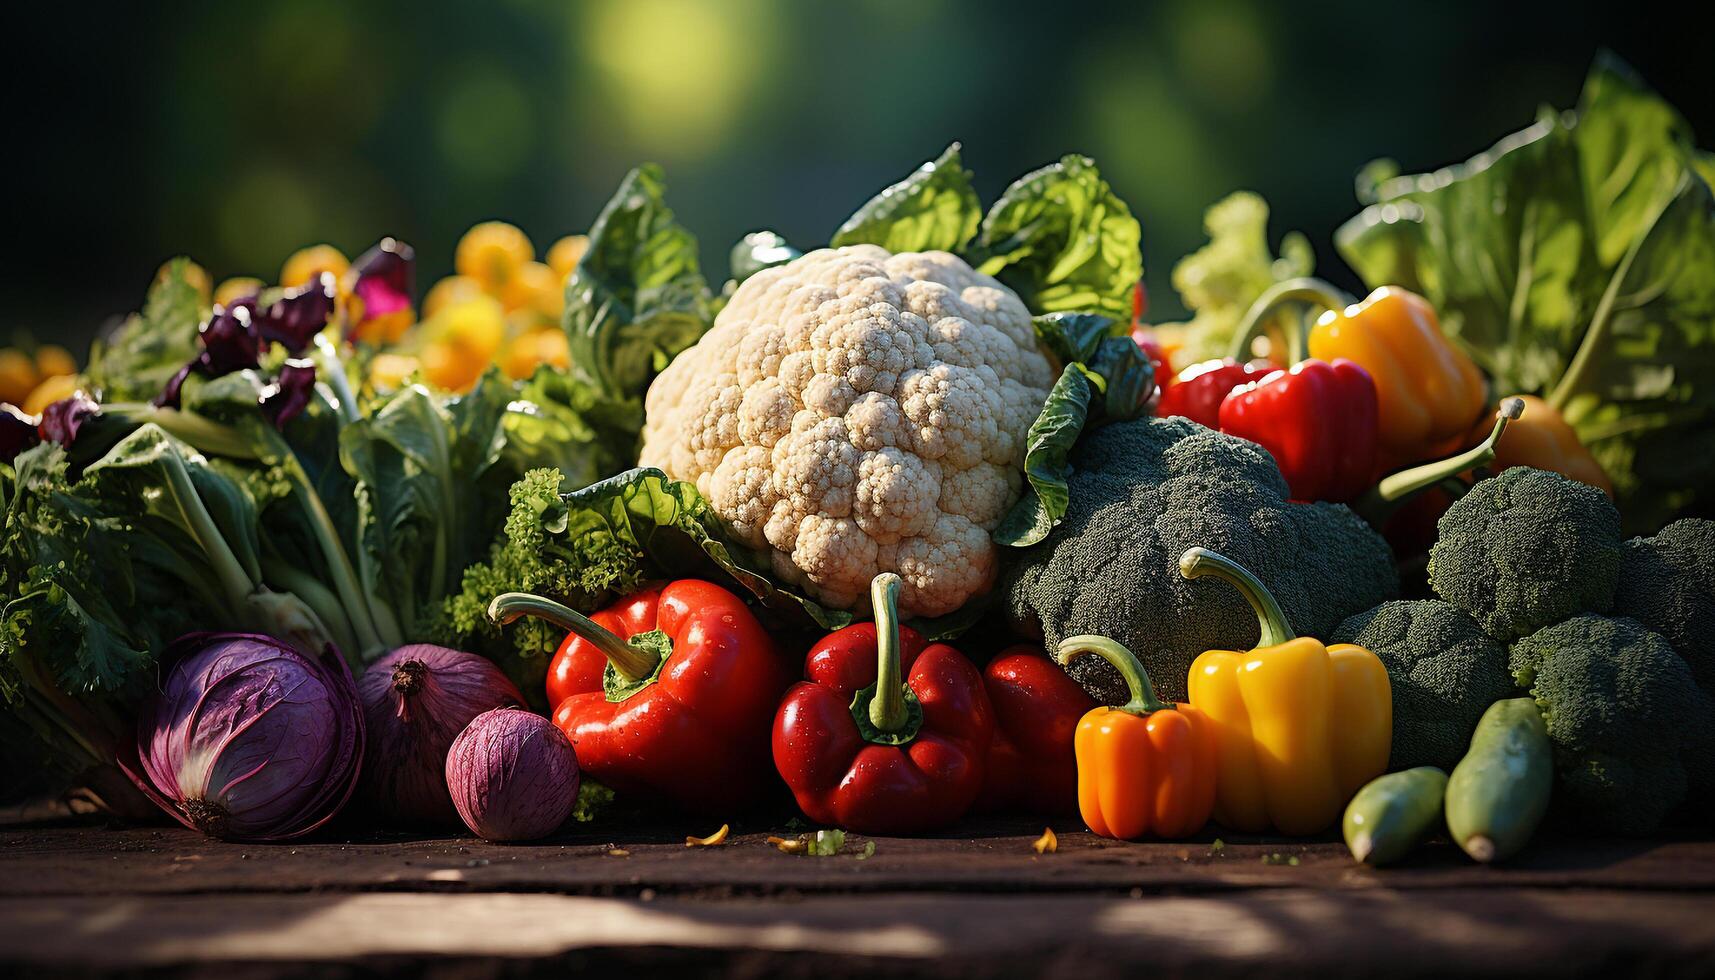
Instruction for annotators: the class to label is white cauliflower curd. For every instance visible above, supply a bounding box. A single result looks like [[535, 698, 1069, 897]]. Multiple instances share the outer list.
[[640, 245, 1054, 617]]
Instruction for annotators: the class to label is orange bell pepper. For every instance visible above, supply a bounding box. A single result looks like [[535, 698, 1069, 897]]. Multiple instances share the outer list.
[[1180, 547, 1391, 836], [1055, 635, 1217, 840], [1480, 394, 1612, 496]]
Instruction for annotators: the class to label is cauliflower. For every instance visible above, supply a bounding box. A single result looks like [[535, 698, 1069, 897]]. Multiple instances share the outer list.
[[640, 245, 1054, 617]]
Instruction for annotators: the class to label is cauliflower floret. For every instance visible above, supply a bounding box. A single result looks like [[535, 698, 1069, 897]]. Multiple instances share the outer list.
[[641, 245, 1053, 617]]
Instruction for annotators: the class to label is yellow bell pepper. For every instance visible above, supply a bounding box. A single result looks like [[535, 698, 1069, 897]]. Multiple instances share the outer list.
[[1180, 547, 1391, 835]]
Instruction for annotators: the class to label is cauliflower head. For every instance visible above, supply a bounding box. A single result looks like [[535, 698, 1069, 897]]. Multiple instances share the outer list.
[[640, 245, 1054, 617]]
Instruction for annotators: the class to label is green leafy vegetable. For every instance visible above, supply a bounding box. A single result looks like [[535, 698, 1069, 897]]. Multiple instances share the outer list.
[[831, 143, 981, 254], [994, 314, 1156, 547], [969, 155, 1143, 320], [563, 164, 713, 404], [1337, 55, 1715, 528], [84, 259, 206, 403], [1154, 192, 1315, 365]]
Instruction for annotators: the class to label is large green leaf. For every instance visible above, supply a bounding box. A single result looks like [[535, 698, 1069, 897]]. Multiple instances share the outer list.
[[84, 259, 207, 404], [563, 165, 712, 403], [1337, 55, 1715, 528], [969, 155, 1143, 320], [831, 143, 981, 254]]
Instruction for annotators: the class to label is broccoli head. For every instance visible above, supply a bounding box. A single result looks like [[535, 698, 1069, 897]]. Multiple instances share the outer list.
[[1428, 467, 1622, 641], [1612, 519, 1714, 696], [1005, 416, 1398, 703], [1332, 599, 1515, 772], [1509, 614, 1715, 836]]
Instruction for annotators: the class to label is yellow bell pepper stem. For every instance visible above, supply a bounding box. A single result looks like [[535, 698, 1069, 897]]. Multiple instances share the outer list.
[[1228, 278, 1352, 364], [1179, 547, 1295, 647], [1056, 635, 1174, 717], [1353, 397, 1526, 524]]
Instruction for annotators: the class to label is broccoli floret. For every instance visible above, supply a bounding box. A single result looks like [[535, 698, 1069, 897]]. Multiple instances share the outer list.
[[1428, 467, 1622, 641], [1509, 614, 1715, 836], [1332, 600, 1515, 771], [1612, 519, 1714, 696], [1006, 416, 1398, 703]]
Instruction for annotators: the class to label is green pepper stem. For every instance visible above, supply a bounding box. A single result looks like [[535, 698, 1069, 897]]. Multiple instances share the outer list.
[[1179, 547, 1296, 647], [1356, 398, 1526, 522], [868, 573, 910, 733], [487, 592, 659, 681], [1228, 277, 1354, 364], [1056, 635, 1172, 716]]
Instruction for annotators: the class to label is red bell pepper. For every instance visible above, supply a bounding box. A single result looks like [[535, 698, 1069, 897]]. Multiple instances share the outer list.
[[975, 645, 1095, 815], [490, 581, 790, 815], [1157, 358, 1274, 429], [544, 585, 662, 712], [772, 573, 993, 834], [1217, 358, 1380, 503]]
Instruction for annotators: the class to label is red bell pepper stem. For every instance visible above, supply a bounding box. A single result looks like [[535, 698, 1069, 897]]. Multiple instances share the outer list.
[[868, 574, 908, 732], [1178, 548, 1297, 647], [1354, 398, 1526, 524], [487, 592, 659, 682], [1229, 277, 1354, 364], [1056, 636, 1173, 717]]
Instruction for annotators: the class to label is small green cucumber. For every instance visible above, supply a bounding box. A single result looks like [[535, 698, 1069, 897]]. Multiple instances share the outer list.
[[1445, 698, 1553, 863], [1343, 767, 1448, 865]]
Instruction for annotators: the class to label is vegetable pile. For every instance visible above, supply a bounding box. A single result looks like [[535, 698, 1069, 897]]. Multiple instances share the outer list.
[[2, 55, 1712, 862]]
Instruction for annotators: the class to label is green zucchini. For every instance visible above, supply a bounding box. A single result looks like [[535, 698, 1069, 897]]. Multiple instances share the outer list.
[[1444, 698, 1553, 862], [1343, 766, 1447, 865]]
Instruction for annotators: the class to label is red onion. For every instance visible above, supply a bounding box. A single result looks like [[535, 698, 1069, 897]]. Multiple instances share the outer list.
[[356, 645, 525, 827], [121, 632, 363, 841], [446, 708, 580, 841]]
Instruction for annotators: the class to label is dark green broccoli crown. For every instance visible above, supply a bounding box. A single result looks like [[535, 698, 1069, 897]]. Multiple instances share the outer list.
[[1612, 519, 1715, 696], [1509, 614, 1715, 836], [1429, 467, 1622, 642], [1006, 417, 1398, 703], [1332, 599, 1514, 771]]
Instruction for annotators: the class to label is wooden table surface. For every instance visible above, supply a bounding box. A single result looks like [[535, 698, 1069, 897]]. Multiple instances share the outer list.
[[3, 817, 1713, 977]]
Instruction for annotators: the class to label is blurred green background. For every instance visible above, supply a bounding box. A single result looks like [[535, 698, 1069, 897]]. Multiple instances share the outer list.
[[9, 0, 1712, 347]]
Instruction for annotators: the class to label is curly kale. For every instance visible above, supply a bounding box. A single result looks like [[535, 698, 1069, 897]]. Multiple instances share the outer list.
[[1428, 467, 1622, 641], [1333, 600, 1516, 772], [1612, 519, 1714, 697], [1005, 416, 1397, 703], [1510, 614, 1715, 836]]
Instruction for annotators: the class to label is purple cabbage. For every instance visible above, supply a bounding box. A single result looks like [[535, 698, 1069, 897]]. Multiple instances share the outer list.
[[1, 404, 41, 461], [356, 645, 524, 827], [39, 393, 100, 446], [260, 359, 319, 429], [254, 272, 338, 354], [121, 632, 364, 841], [446, 708, 580, 842]]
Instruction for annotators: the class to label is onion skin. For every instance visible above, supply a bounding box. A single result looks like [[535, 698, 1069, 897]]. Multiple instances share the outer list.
[[447, 708, 580, 842], [356, 645, 525, 827], [119, 632, 364, 842]]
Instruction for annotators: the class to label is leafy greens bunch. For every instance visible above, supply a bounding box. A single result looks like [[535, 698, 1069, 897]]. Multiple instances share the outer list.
[[1338, 55, 1715, 530]]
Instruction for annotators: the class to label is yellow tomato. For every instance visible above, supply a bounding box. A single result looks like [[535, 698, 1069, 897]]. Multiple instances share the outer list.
[[34, 344, 77, 381], [455, 221, 533, 292], [546, 234, 589, 279], [501, 328, 571, 380], [214, 277, 264, 308], [422, 275, 485, 319], [431, 295, 507, 362], [22, 373, 80, 415], [0, 350, 37, 406], [281, 244, 350, 289], [500, 261, 564, 318], [369, 352, 421, 391], [420, 341, 486, 393]]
